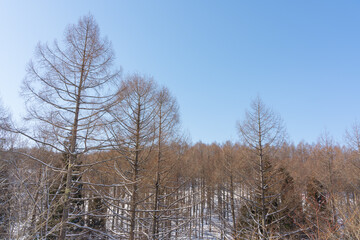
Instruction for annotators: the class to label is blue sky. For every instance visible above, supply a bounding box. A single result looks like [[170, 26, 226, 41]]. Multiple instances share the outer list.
[[1, 1, 360, 145]]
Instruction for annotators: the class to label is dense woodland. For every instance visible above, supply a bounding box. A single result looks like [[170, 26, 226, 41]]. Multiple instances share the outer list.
[[1, 15, 360, 240]]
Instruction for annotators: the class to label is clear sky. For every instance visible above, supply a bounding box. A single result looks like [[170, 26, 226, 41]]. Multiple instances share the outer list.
[[1, 1, 360, 145]]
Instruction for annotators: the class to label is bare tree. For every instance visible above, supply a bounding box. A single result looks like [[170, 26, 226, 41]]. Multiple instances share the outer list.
[[150, 87, 194, 239], [19, 14, 120, 239], [221, 141, 240, 239], [317, 132, 339, 224], [345, 121, 360, 162], [150, 86, 182, 239], [345, 122, 360, 199], [237, 97, 287, 239], [342, 121, 360, 237], [105, 74, 157, 239], [0, 100, 12, 239]]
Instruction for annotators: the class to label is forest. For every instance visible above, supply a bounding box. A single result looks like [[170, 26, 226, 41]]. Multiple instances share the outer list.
[[1, 14, 360, 240]]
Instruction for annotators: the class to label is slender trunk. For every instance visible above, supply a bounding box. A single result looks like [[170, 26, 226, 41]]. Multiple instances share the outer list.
[[129, 100, 142, 240], [200, 178, 204, 238], [258, 113, 267, 240], [328, 156, 337, 224], [230, 172, 237, 238], [58, 44, 86, 239], [152, 171, 160, 239], [207, 187, 212, 232], [129, 153, 139, 240], [152, 107, 162, 239], [112, 186, 116, 231], [260, 153, 267, 239]]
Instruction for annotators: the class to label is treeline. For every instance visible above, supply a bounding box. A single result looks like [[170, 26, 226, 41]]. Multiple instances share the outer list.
[[0, 14, 360, 240]]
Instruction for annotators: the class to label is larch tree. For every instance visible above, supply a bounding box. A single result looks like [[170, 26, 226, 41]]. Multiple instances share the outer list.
[[0, 100, 12, 239], [221, 141, 241, 239], [105, 74, 158, 240], [345, 121, 360, 204], [341, 122, 360, 238], [19, 14, 120, 239], [317, 132, 339, 225], [345, 121, 360, 168], [237, 97, 288, 239], [151, 86, 180, 239]]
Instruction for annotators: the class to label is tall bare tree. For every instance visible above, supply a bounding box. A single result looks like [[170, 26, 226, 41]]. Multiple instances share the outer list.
[[105, 74, 157, 239], [317, 132, 339, 224], [237, 97, 287, 239], [150, 86, 181, 239], [19, 14, 120, 239], [0, 100, 11, 239], [221, 141, 241, 239]]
